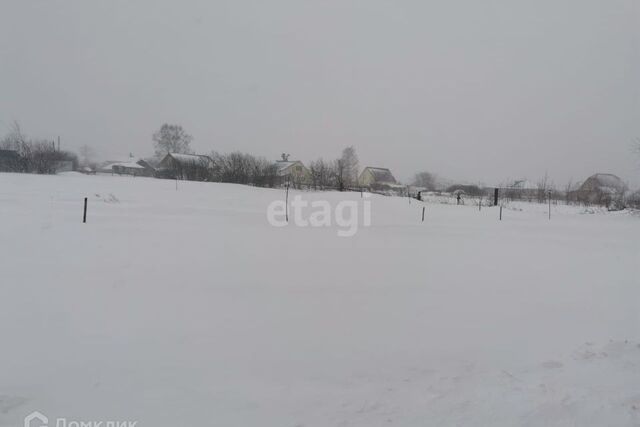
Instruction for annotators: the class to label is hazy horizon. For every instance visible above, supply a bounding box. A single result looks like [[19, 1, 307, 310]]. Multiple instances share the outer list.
[[1, 0, 639, 187]]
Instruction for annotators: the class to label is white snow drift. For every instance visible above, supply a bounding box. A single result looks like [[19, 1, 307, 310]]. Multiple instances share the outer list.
[[0, 172, 639, 426]]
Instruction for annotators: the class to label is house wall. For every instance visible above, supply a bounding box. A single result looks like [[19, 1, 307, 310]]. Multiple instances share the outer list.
[[359, 169, 374, 187], [113, 165, 154, 177], [277, 163, 310, 188]]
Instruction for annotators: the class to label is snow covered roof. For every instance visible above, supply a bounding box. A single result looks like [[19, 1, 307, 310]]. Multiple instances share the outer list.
[[591, 174, 625, 189], [581, 173, 627, 193], [97, 161, 121, 171], [99, 158, 155, 172], [168, 153, 206, 163], [159, 153, 213, 168], [362, 167, 397, 184], [274, 160, 306, 175], [112, 161, 145, 169]]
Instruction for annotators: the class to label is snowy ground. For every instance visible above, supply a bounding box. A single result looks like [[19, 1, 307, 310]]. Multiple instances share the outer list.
[[0, 172, 639, 427]]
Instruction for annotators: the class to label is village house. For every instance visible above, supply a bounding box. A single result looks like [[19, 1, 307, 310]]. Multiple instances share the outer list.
[[567, 173, 628, 208], [157, 152, 214, 181], [358, 167, 401, 191], [97, 158, 154, 176], [501, 179, 538, 201], [274, 154, 310, 187], [97, 161, 122, 173], [111, 159, 156, 177]]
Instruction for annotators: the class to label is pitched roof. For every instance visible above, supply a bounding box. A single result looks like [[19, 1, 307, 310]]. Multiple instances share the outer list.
[[582, 173, 627, 193], [101, 158, 154, 171], [112, 161, 145, 169], [363, 167, 397, 184], [160, 153, 213, 167], [274, 160, 306, 175]]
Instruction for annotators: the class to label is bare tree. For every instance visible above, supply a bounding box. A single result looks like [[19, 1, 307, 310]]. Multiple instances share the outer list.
[[564, 178, 575, 204], [152, 124, 193, 158], [536, 172, 549, 203], [0, 121, 28, 171], [331, 146, 359, 191], [1, 121, 27, 152], [309, 158, 332, 190], [250, 157, 279, 187], [341, 146, 358, 186], [333, 158, 347, 191], [412, 171, 436, 190]]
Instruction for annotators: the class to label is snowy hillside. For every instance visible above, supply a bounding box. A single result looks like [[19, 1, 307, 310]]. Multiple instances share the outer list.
[[0, 172, 639, 426]]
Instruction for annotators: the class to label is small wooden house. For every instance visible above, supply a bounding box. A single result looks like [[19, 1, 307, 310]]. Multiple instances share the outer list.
[[112, 159, 155, 177], [568, 173, 627, 207], [157, 153, 214, 181], [273, 158, 310, 187], [358, 167, 398, 190]]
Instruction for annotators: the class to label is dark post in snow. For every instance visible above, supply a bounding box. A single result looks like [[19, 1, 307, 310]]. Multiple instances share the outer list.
[[548, 190, 552, 220], [499, 205, 503, 221], [83, 197, 88, 223], [422, 206, 425, 222], [494, 188, 499, 206], [360, 187, 363, 198], [285, 181, 290, 223]]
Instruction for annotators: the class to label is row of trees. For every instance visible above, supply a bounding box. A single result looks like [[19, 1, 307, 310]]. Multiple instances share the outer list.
[[0, 122, 78, 174], [6, 121, 637, 207], [204, 147, 359, 190], [151, 124, 361, 190], [212, 151, 279, 187], [307, 147, 359, 191]]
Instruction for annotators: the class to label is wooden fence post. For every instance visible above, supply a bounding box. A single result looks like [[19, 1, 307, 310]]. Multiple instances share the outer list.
[[83, 197, 88, 223], [285, 184, 289, 223]]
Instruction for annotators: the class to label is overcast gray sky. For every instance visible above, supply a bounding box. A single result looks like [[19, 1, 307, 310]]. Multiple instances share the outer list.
[[1, 0, 639, 186]]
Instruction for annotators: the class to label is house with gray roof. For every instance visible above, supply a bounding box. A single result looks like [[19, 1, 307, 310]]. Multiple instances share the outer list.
[[358, 166, 399, 190], [157, 152, 214, 181], [568, 173, 628, 208]]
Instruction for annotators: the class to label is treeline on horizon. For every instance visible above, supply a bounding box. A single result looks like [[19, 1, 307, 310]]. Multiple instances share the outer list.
[[2, 122, 639, 209]]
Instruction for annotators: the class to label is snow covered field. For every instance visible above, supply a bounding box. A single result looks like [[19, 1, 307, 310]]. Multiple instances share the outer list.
[[0, 172, 639, 426]]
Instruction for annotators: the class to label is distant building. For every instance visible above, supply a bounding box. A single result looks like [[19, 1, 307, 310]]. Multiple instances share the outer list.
[[500, 179, 538, 201], [358, 167, 399, 191], [568, 173, 628, 207], [112, 159, 155, 177], [274, 158, 310, 186], [157, 152, 214, 181], [0, 149, 23, 172], [97, 161, 123, 173]]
